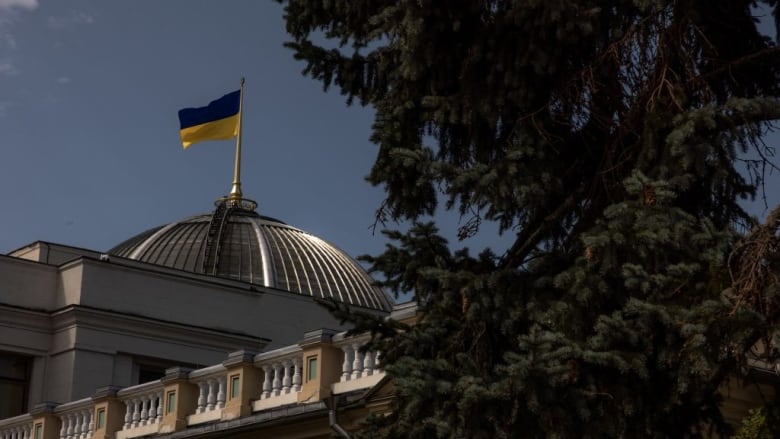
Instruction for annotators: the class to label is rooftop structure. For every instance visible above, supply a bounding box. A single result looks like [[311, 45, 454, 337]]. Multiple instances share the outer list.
[[109, 205, 390, 312]]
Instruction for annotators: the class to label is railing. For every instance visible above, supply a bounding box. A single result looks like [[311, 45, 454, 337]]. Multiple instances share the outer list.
[[0, 320, 414, 439], [187, 364, 227, 426], [0, 414, 32, 439], [55, 398, 94, 439], [252, 345, 303, 411], [332, 332, 385, 394], [116, 380, 163, 439]]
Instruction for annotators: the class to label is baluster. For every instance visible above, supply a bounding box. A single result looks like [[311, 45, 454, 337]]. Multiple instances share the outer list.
[[375, 351, 381, 369], [282, 360, 292, 394], [340, 345, 353, 382], [72, 413, 81, 439], [206, 379, 217, 411], [292, 357, 302, 392], [351, 343, 364, 380], [77, 412, 85, 438], [217, 376, 226, 409], [272, 363, 282, 396], [84, 409, 94, 438], [123, 401, 132, 429], [131, 399, 141, 428], [196, 381, 207, 413], [261, 365, 272, 399], [140, 397, 150, 425], [66, 414, 75, 439], [364, 350, 375, 376], [156, 391, 164, 421], [147, 394, 157, 424]]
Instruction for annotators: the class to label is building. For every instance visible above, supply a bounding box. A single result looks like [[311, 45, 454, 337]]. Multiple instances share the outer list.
[[0, 188, 408, 438], [0, 187, 774, 438]]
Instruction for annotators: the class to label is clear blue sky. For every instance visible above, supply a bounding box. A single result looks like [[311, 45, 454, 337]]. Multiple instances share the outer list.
[[0, 1, 778, 264]]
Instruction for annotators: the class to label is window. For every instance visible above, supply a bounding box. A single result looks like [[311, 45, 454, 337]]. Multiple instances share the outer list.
[[230, 375, 240, 399], [34, 423, 42, 439], [96, 408, 106, 429], [166, 391, 176, 414], [131, 356, 197, 385], [307, 356, 317, 382], [137, 365, 166, 384], [0, 352, 31, 419]]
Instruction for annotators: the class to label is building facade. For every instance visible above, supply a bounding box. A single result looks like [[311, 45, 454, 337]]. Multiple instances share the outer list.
[[0, 195, 395, 437]]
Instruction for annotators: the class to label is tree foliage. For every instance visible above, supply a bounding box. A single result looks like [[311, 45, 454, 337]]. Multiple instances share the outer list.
[[282, 0, 780, 437]]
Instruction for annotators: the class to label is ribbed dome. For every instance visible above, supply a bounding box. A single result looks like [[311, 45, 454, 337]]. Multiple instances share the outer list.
[[108, 207, 391, 312]]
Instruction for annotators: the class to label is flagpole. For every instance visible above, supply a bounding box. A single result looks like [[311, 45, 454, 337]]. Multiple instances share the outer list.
[[229, 77, 245, 202]]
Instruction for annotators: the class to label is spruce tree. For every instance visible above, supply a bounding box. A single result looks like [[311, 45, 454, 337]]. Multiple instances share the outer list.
[[281, 1, 780, 437]]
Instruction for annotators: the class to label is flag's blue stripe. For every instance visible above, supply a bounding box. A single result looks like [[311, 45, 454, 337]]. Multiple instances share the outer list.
[[178, 90, 240, 130]]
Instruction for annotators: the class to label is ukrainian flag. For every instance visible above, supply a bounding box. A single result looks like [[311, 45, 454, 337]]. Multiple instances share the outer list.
[[178, 90, 240, 149]]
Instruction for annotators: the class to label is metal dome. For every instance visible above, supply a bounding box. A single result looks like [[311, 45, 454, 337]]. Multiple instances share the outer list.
[[108, 201, 391, 312]]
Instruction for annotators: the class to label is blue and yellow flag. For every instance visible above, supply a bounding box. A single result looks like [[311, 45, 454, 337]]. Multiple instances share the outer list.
[[178, 90, 240, 149]]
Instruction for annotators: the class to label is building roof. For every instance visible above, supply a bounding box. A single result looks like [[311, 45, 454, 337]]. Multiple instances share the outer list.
[[109, 202, 391, 312]]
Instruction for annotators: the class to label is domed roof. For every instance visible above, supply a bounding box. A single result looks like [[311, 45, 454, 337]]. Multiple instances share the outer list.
[[108, 202, 391, 312]]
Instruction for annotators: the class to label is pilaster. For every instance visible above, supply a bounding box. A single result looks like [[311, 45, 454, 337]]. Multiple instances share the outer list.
[[221, 351, 260, 420], [159, 367, 198, 434], [297, 329, 341, 403]]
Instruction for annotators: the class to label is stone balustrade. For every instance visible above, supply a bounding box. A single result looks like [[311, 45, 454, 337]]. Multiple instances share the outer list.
[[332, 332, 385, 394], [186, 364, 227, 425], [116, 380, 164, 439], [55, 398, 94, 439], [1, 327, 397, 439], [252, 345, 303, 411], [0, 414, 32, 439]]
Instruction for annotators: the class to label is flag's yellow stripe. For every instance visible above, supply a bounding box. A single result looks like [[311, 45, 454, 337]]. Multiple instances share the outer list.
[[180, 113, 240, 149]]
